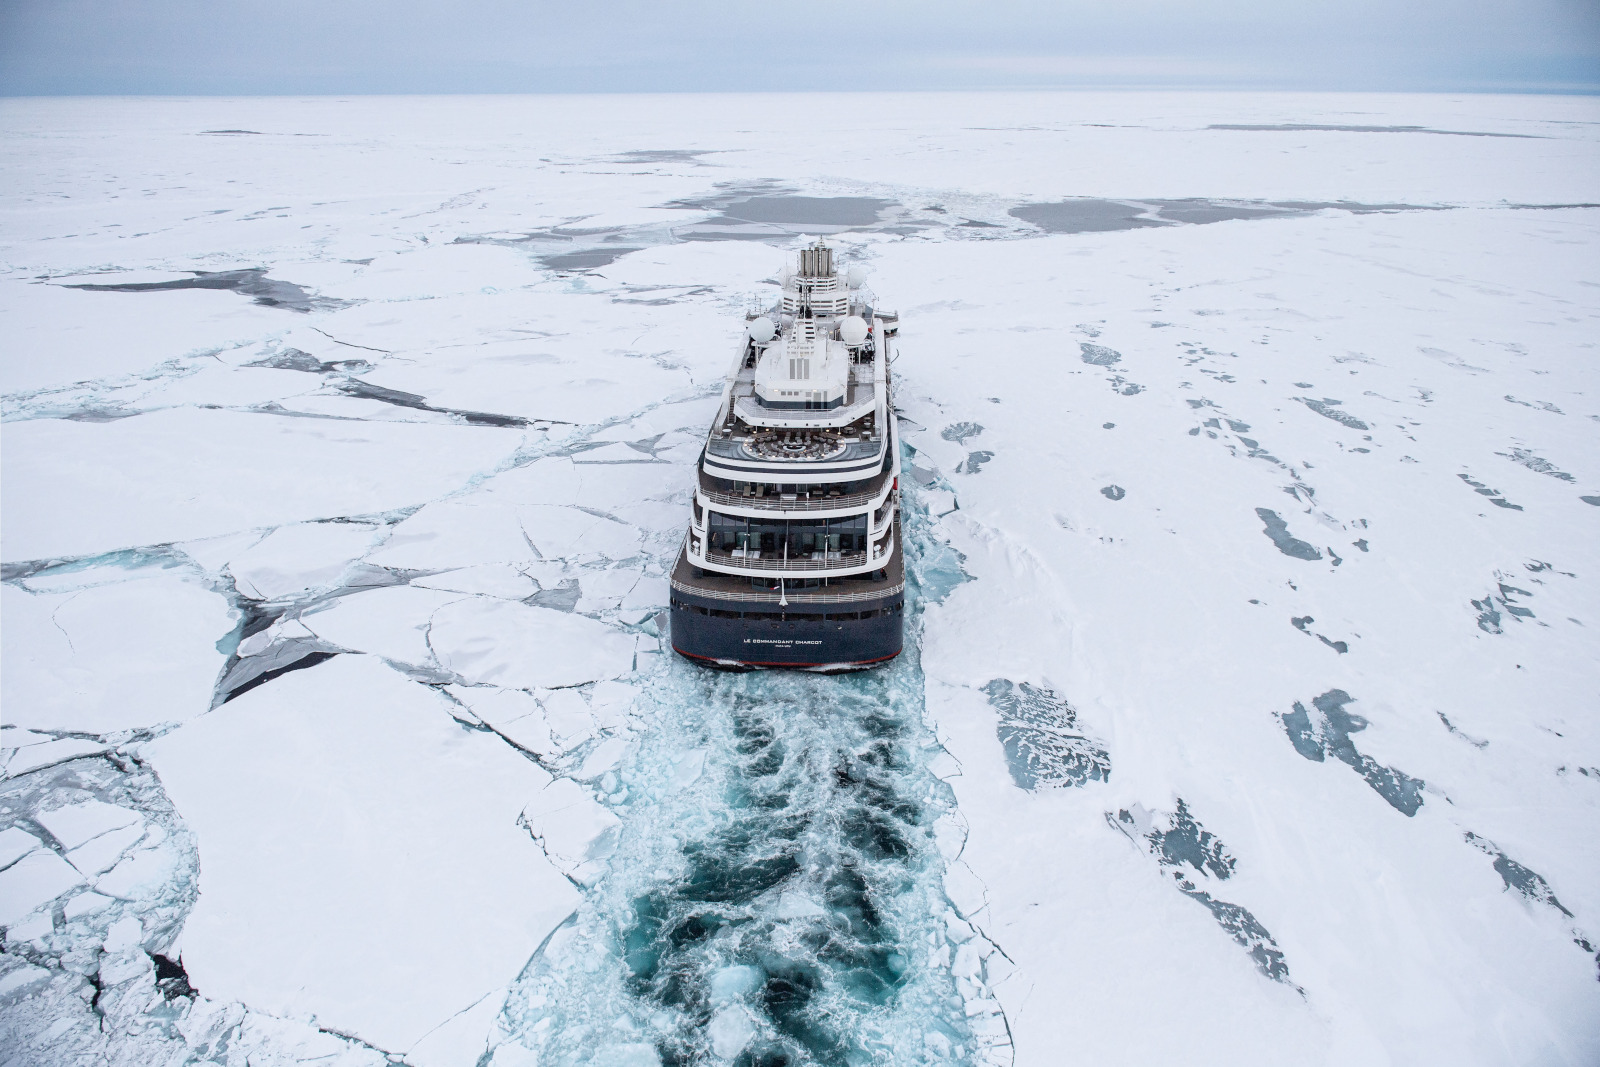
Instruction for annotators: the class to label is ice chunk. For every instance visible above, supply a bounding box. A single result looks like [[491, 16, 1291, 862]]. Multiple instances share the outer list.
[[708, 1006, 756, 1059], [228, 521, 380, 600], [1, 736, 107, 776], [516, 505, 640, 562], [407, 987, 505, 1067], [1, 577, 231, 733], [0, 964, 53, 999], [62, 891, 114, 919], [36, 799, 142, 850], [368, 502, 540, 571], [708, 965, 763, 1003], [0, 849, 85, 925], [141, 654, 578, 1053], [428, 599, 635, 690], [412, 564, 540, 600], [68, 821, 147, 876], [94, 845, 179, 899], [0, 827, 42, 868], [3, 408, 523, 560], [521, 777, 620, 882], [776, 890, 826, 919], [299, 584, 468, 666]]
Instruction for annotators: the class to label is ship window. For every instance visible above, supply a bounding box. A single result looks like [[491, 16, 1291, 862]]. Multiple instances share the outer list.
[[706, 513, 870, 560]]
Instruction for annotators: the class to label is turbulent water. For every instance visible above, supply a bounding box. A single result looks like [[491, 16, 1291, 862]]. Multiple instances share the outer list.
[[493, 487, 1010, 1067]]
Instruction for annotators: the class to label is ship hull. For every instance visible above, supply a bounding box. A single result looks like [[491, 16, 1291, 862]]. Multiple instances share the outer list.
[[669, 555, 904, 669], [669, 598, 904, 669]]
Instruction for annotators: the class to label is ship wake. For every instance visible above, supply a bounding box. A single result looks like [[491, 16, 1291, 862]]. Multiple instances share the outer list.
[[490, 491, 1012, 1067]]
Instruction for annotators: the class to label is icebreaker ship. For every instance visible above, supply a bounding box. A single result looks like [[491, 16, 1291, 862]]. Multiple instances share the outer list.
[[670, 239, 903, 668]]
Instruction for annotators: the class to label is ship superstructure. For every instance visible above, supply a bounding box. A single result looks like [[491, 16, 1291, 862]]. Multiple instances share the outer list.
[[670, 240, 903, 669]]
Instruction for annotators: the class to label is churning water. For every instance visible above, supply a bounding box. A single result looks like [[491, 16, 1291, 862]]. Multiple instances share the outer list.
[[491, 487, 1010, 1067]]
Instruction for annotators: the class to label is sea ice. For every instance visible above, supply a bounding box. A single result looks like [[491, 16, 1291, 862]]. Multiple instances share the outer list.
[[139, 654, 580, 1053]]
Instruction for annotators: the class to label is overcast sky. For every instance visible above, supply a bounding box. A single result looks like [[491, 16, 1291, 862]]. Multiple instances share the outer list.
[[1, 0, 1596, 95]]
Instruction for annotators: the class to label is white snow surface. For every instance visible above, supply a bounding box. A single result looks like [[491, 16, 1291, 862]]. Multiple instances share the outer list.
[[140, 654, 580, 1056], [2, 91, 1598, 1066]]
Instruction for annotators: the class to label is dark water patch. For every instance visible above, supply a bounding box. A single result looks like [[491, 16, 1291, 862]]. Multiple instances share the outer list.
[[1296, 397, 1368, 431], [540, 247, 643, 272], [1289, 615, 1348, 653], [1207, 123, 1538, 139], [708, 196, 892, 228], [1151, 200, 1296, 224], [1011, 200, 1168, 234], [1463, 833, 1572, 915], [1583, 495, 1600, 506], [528, 578, 582, 613], [1254, 509, 1322, 561], [1079, 343, 1121, 366], [610, 150, 719, 164], [200, 129, 264, 135], [1459, 473, 1523, 511], [982, 680, 1110, 790], [1102, 422, 1115, 429], [61, 269, 349, 313], [960, 451, 994, 474], [245, 348, 370, 374], [1108, 376, 1142, 396], [665, 185, 899, 239], [1012, 197, 1444, 235], [1497, 447, 1575, 482], [1109, 802, 1295, 986], [218, 647, 340, 704], [940, 422, 984, 444], [336, 380, 531, 428], [1100, 485, 1125, 501], [1279, 689, 1424, 816], [150, 953, 196, 1001], [1471, 579, 1535, 634]]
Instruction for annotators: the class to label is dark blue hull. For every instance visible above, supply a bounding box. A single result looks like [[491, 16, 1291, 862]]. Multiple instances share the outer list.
[[670, 589, 904, 669]]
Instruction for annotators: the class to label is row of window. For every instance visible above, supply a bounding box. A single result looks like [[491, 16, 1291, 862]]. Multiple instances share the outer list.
[[706, 512, 871, 556]]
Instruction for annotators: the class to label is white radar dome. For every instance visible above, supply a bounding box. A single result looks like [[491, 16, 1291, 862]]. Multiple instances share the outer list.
[[747, 317, 778, 344], [846, 266, 869, 288], [838, 316, 869, 346]]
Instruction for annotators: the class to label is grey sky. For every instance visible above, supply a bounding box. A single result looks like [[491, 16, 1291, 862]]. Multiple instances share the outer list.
[[1, 0, 1596, 95]]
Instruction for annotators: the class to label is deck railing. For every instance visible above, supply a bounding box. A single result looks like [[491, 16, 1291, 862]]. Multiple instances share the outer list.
[[698, 485, 883, 512], [701, 549, 869, 573]]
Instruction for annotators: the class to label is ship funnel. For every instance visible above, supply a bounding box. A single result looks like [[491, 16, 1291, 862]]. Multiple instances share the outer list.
[[798, 243, 834, 278]]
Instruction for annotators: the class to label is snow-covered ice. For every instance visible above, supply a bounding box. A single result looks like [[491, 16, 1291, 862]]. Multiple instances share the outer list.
[[3, 90, 1598, 1065]]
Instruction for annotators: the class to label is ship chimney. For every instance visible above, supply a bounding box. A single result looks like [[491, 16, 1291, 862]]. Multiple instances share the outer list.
[[798, 243, 834, 278]]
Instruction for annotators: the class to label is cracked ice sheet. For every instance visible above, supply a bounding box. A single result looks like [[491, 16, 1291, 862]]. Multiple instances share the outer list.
[[300, 288, 714, 426], [2, 92, 1598, 1067], [2, 407, 526, 560], [0, 281, 294, 395], [1, 570, 233, 733], [896, 203, 1600, 1062], [139, 654, 580, 1058]]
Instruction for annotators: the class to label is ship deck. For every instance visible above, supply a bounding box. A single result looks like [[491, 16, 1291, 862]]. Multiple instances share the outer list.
[[670, 536, 904, 607]]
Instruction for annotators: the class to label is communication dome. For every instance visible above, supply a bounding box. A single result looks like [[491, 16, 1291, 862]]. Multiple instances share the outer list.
[[838, 316, 869, 346], [747, 317, 777, 344], [846, 266, 868, 288]]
